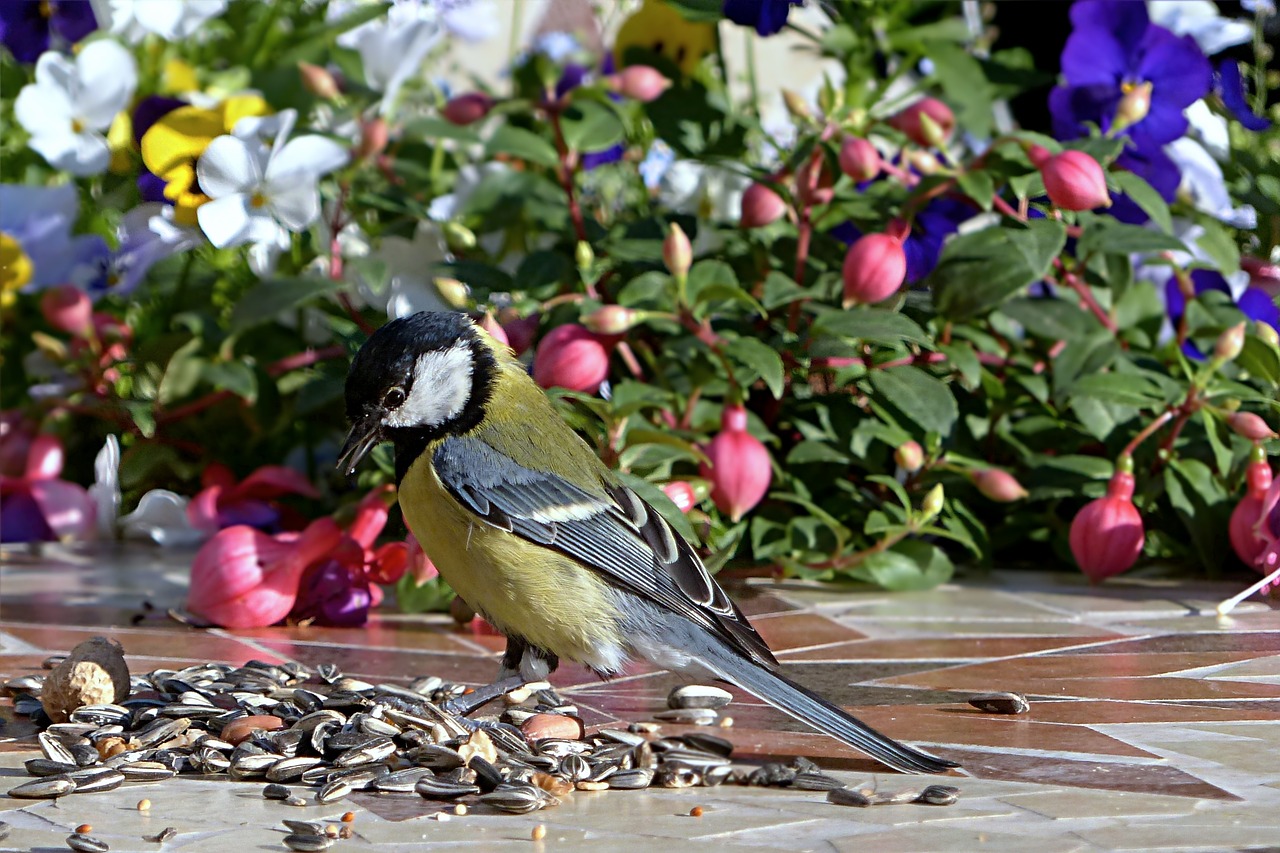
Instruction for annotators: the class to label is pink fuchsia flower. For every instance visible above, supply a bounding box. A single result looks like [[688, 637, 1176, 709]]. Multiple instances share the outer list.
[[0, 432, 95, 543], [585, 305, 639, 336], [533, 324, 612, 394], [700, 404, 772, 522], [40, 285, 92, 336], [663, 223, 692, 279], [187, 517, 343, 629], [478, 312, 510, 348], [661, 481, 697, 513], [442, 93, 493, 126], [842, 232, 907, 307], [606, 65, 671, 102], [740, 182, 787, 228], [1227, 412, 1276, 442], [894, 441, 924, 472], [1028, 147, 1111, 211], [1069, 470, 1145, 582], [1230, 457, 1273, 567], [971, 468, 1028, 502], [187, 462, 320, 534], [838, 136, 880, 182], [499, 310, 539, 356], [887, 97, 954, 147]]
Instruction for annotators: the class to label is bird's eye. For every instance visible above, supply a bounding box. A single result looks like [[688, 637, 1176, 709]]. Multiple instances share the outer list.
[[383, 387, 406, 408]]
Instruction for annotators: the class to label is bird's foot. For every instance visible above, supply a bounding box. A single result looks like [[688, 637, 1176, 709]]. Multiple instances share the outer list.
[[438, 675, 528, 718]]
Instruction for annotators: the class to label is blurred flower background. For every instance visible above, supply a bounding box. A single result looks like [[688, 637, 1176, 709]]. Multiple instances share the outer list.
[[1, 0, 1278, 627]]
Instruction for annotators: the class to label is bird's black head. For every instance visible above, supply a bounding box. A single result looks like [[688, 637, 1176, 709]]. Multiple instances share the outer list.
[[338, 311, 497, 477]]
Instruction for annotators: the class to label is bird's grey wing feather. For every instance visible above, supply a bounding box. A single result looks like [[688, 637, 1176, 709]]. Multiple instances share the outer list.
[[432, 436, 778, 668]]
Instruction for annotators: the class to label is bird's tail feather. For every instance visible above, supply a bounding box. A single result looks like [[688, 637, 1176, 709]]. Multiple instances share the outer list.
[[706, 652, 959, 774]]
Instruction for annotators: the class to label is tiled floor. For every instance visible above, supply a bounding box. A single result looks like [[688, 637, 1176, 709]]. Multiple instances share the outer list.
[[3, 544, 1280, 850]]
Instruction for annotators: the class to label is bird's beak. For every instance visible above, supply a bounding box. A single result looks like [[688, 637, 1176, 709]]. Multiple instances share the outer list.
[[337, 414, 382, 475]]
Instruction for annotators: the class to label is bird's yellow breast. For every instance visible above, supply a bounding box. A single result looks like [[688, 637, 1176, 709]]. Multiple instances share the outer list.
[[398, 449, 626, 668]]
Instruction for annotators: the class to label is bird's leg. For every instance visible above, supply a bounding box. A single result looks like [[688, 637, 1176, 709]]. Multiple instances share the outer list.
[[439, 636, 560, 718], [439, 674, 528, 717]]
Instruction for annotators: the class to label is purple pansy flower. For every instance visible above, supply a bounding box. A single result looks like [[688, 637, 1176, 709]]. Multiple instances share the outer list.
[[0, 0, 96, 63], [1216, 61, 1271, 131], [1165, 269, 1279, 359], [556, 53, 625, 171], [293, 560, 372, 627], [723, 0, 803, 37]]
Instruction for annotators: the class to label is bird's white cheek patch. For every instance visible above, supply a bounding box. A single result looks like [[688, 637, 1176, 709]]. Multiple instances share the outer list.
[[384, 343, 474, 428]]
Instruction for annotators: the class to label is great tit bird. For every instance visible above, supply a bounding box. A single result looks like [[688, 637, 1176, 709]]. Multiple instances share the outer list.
[[339, 311, 958, 774]]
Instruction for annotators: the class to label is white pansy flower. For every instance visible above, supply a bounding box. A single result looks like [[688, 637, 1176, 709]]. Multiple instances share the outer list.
[[358, 5, 442, 114], [1166, 138, 1258, 230], [91, 0, 228, 42], [195, 110, 349, 255], [1184, 99, 1230, 161], [88, 436, 206, 546], [1147, 0, 1253, 55], [14, 40, 137, 176]]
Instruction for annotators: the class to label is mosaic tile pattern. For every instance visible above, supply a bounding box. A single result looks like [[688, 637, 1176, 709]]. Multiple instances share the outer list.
[[3, 544, 1280, 850]]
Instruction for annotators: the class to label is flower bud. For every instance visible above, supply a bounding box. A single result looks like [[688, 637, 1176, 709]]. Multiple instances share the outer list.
[[1243, 257, 1280, 296], [661, 481, 697, 513], [794, 155, 834, 207], [478, 311, 510, 347], [1069, 471, 1144, 582], [894, 440, 924, 472], [1229, 412, 1276, 442], [606, 65, 671, 102], [432, 277, 469, 308], [888, 98, 954, 147], [971, 468, 1028, 502], [781, 89, 812, 122], [298, 61, 341, 100], [1039, 150, 1111, 211], [838, 137, 880, 182], [356, 116, 388, 160], [663, 223, 692, 279], [920, 483, 945, 521], [1256, 321, 1280, 348], [1215, 321, 1247, 362], [499, 310, 539, 355], [842, 233, 907, 307], [699, 404, 772, 522], [1112, 81, 1152, 133], [442, 92, 493, 126], [441, 222, 477, 252], [41, 285, 93, 337], [575, 240, 594, 270], [1230, 458, 1273, 567], [739, 182, 787, 228], [533, 324, 611, 393], [585, 305, 638, 335]]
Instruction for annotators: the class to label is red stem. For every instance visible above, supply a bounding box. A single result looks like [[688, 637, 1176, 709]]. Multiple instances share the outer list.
[[548, 109, 588, 244]]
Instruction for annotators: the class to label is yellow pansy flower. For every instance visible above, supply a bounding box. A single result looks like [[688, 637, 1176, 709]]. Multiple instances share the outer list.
[[615, 0, 717, 77], [163, 58, 200, 94], [107, 111, 134, 174], [140, 95, 270, 227], [0, 233, 34, 309]]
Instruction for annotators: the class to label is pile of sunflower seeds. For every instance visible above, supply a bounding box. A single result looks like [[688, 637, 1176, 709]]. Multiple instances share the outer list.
[[4, 657, 958, 849]]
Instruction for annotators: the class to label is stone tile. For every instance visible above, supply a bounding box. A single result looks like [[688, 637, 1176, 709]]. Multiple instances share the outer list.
[[779, 635, 1110, 662], [843, 618, 1119, 639], [1076, 822, 1280, 850], [1022, 699, 1280, 725], [1, 623, 284, 666], [1052, 633, 1280, 656], [749, 612, 864, 652], [829, 825, 1094, 853], [1000, 789, 1200, 819]]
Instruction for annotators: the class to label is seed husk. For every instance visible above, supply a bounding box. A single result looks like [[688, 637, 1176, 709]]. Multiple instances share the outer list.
[[791, 770, 845, 791], [667, 685, 733, 711], [145, 826, 177, 843], [281, 819, 325, 835], [284, 795, 308, 807], [283, 833, 335, 851], [827, 786, 872, 807], [916, 784, 961, 806], [607, 767, 654, 790], [9, 776, 77, 798], [967, 691, 1030, 715], [652, 708, 717, 725], [867, 788, 919, 805], [267, 756, 324, 783], [415, 776, 480, 800], [0, 822, 9, 842], [65, 767, 126, 794], [316, 779, 352, 804], [263, 783, 292, 800], [65, 833, 110, 852], [480, 783, 550, 814], [371, 767, 434, 793], [25, 758, 78, 777]]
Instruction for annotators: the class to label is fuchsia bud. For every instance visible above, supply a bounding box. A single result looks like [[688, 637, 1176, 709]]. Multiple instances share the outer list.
[[478, 312, 510, 347], [356, 117, 389, 160], [1112, 81, 1152, 132], [838, 137, 881, 182], [533, 324, 611, 394], [500, 312, 539, 355], [740, 182, 787, 228], [663, 223, 692, 279], [888, 98, 954, 147], [1033, 148, 1111, 211], [700, 404, 772, 522], [606, 65, 671, 102], [1069, 470, 1145, 582], [662, 481, 697, 513], [1230, 458, 1273, 567], [842, 233, 907, 307], [1215, 322, 1247, 361], [442, 92, 493, 126], [1229, 412, 1276, 442], [895, 440, 924, 472], [585, 305, 639, 335], [298, 61, 341, 100], [971, 469, 1028, 502], [41, 285, 92, 336], [794, 155, 834, 206], [187, 518, 343, 628], [1243, 257, 1280, 297]]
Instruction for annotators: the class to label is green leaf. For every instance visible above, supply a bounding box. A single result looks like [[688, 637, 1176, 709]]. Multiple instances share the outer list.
[[811, 308, 930, 347], [230, 278, 343, 333], [694, 284, 766, 318], [1076, 219, 1186, 257], [955, 170, 995, 211], [1069, 372, 1166, 407], [1111, 171, 1173, 233], [1237, 337, 1280, 386], [484, 125, 559, 169], [158, 337, 204, 406], [925, 41, 993, 140], [401, 116, 483, 145], [275, 3, 389, 63], [662, 0, 723, 20], [123, 401, 156, 439], [930, 219, 1067, 320], [559, 100, 625, 152], [1164, 458, 1230, 576], [849, 540, 954, 591], [202, 361, 257, 403], [786, 440, 850, 465], [394, 575, 455, 614], [1196, 219, 1241, 276], [686, 259, 738, 304], [724, 337, 785, 399], [868, 366, 958, 436], [1000, 297, 1091, 340]]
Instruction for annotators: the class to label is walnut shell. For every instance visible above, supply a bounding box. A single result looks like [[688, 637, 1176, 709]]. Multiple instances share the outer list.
[[41, 636, 130, 723]]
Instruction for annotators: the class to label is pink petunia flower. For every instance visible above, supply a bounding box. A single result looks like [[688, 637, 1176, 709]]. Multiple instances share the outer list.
[[187, 462, 320, 533], [0, 424, 95, 543]]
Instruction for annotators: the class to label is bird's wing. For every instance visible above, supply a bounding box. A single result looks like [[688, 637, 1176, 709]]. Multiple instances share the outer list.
[[432, 435, 778, 668]]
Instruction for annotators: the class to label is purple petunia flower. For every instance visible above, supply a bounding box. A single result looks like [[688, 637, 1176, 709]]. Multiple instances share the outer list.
[[1165, 269, 1279, 359], [0, 0, 96, 63], [1216, 61, 1271, 131], [293, 560, 372, 627], [723, 0, 803, 36]]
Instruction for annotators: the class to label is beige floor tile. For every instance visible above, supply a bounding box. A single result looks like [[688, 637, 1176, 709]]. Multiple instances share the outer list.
[[1075, 821, 1280, 850], [829, 824, 1094, 853], [999, 789, 1200, 819]]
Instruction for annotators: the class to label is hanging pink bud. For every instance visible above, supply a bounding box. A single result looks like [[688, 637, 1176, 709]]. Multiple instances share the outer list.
[[41, 285, 93, 336], [887, 98, 954, 147], [606, 65, 671, 102], [356, 117, 388, 160], [699, 404, 772, 522], [740, 182, 787, 228], [842, 233, 907, 307], [585, 305, 639, 335], [971, 469, 1028, 502], [1243, 257, 1280, 297], [533, 324, 611, 394], [895, 440, 924, 472], [187, 518, 343, 628], [1230, 458, 1273, 566], [442, 92, 493, 126], [838, 137, 880, 182], [1215, 322, 1247, 362], [1228, 412, 1276, 442], [662, 481, 697, 513], [794, 155, 834, 206], [478, 312, 510, 347], [1038, 150, 1111, 211], [663, 223, 692, 279], [25, 433, 65, 480], [1069, 471, 1145, 582], [298, 61, 341, 100], [500, 311, 539, 355]]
